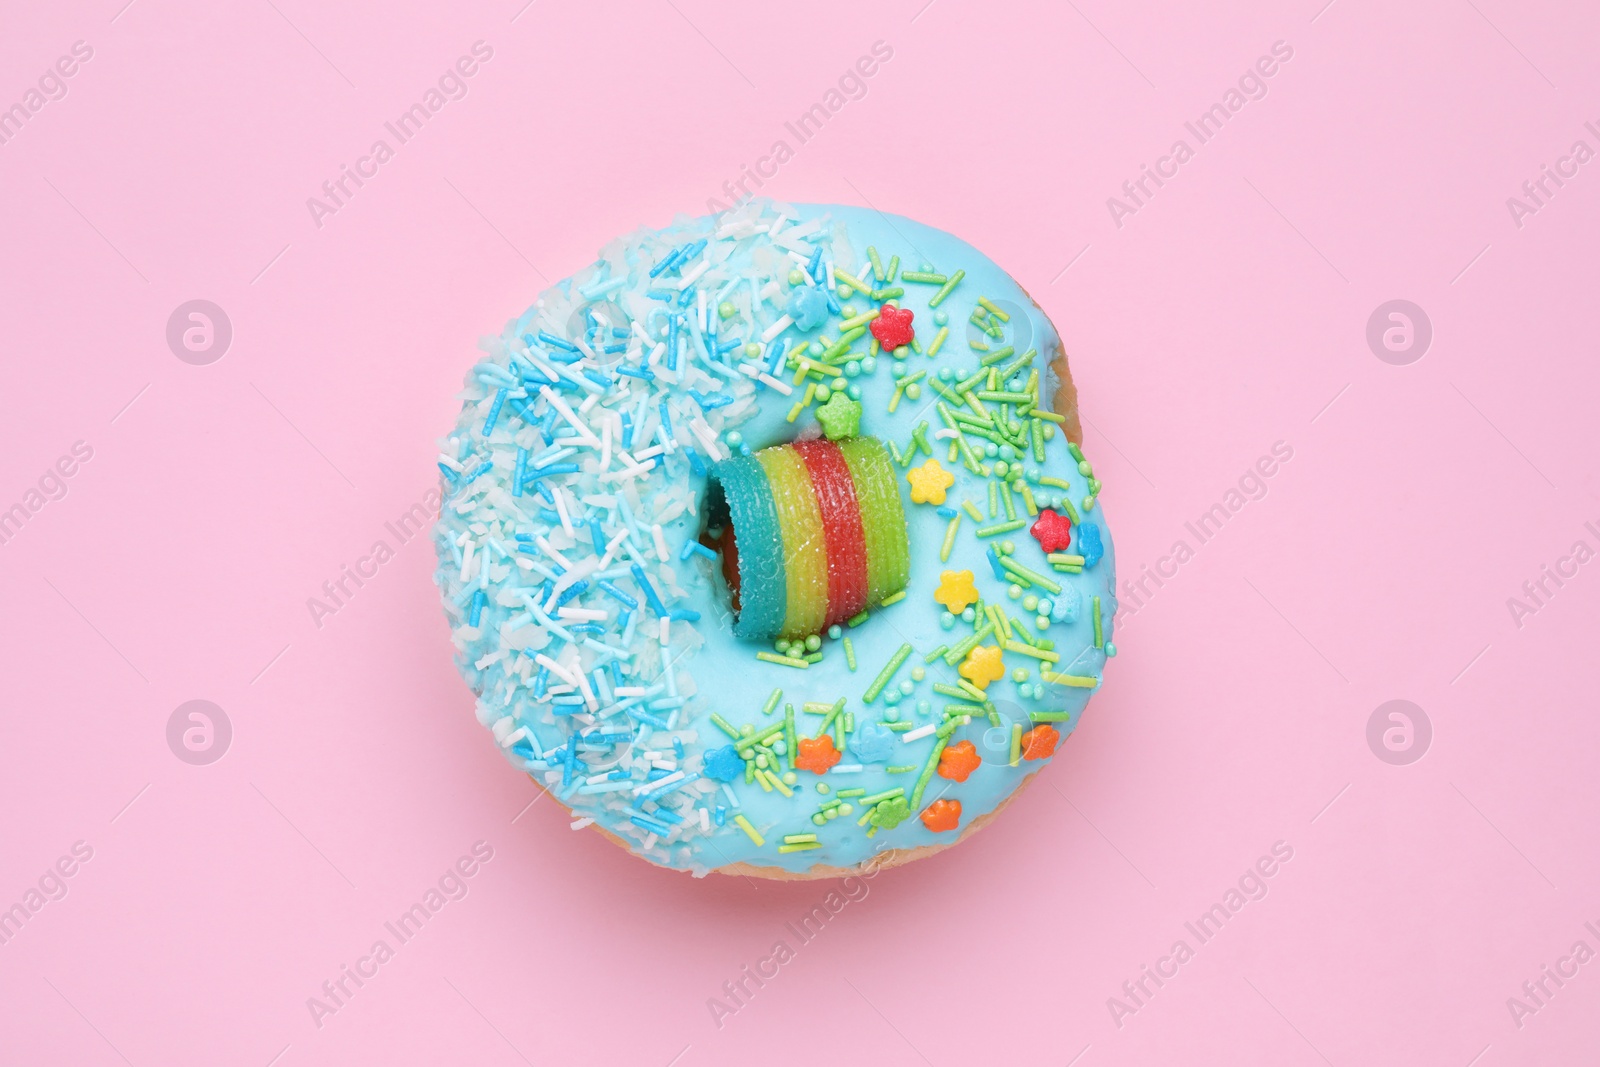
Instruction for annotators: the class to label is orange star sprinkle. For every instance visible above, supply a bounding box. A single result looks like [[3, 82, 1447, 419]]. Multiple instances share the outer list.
[[921, 798, 961, 832], [958, 644, 1005, 691], [794, 734, 842, 774], [906, 458, 956, 506], [938, 740, 981, 782], [1020, 725, 1059, 760], [933, 570, 979, 614]]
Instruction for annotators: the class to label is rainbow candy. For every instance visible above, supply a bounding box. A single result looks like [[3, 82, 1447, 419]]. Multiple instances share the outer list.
[[707, 436, 909, 640]]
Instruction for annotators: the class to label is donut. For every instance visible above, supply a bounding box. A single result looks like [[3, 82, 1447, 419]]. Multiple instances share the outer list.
[[433, 199, 1117, 879]]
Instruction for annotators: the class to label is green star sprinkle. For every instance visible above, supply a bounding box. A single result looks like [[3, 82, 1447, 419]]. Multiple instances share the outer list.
[[815, 391, 862, 440]]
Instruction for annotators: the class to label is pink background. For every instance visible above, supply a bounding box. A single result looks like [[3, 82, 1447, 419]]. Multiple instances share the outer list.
[[3, 0, 1597, 1063]]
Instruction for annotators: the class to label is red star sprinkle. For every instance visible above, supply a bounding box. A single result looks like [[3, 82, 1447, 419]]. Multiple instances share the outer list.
[[1029, 508, 1074, 554], [869, 303, 915, 351]]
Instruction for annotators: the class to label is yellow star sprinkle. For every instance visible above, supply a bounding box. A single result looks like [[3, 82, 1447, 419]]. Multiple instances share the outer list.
[[933, 570, 979, 614], [906, 458, 955, 505], [959, 644, 1005, 691]]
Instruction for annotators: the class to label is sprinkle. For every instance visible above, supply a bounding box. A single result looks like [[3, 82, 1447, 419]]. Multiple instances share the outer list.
[[1010, 723, 1023, 766], [900, 271, 946, 284], [1042, 672, 1099, 688], [834, 268, 873, 296], [975, 519, 1027, 538], [756, 651, 810, 669], [733, 814, 765, 846], [1002, 641, 1060, 663], [928, 269, 965, 307], [1093, 596, 1104, 648], [880, 590, 906, 607], [901, 723, 936, 743], [842, 636, 857, 671], [927, 325, 949, 357], [977, 297, 1009, 321], [763, 688, 783, 715], [863, 643, 914, 703]]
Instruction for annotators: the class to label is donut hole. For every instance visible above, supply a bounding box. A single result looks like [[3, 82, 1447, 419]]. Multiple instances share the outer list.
[[699, 478, 742, 617]]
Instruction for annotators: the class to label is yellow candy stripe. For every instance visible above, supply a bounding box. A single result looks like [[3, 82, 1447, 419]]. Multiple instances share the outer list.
[[756, 446, 830, 639]]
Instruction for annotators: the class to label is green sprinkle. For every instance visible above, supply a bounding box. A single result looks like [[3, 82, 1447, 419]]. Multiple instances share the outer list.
[[834, 268, 873, 296], [944, 623, 993, 666], [710, 713, 740, 739], [880, 589, 907, 607], [1030, 407, 1065, 424], [1001, 481, 1017, 521], [847, 611, 870, 628], [1042, 672, 1099, 688], [838, 309, 880, 331], [762, 688, 783, 716], [844, 711, 855, 733], [756, 651, 809, 669], [969, 338, 990, 353], [836, 788, 865, 798], [901, 270, 946, 284], [778, 842, 820, 853], [1010, 723, 1023, 766], [817, 698, 846, 737], [977, 297, 1009, 321], [1003, 640, 1060, 663], [804, 650, 823, 663], [931, 682, 968, 699], [887, 764, 917, 773], [883, 721, 915, 732], [733, 814, 765, 846], [785, 704, 797, 765], [975, 519, 1027, 538], [910, 737, 950, 809], [870, 287, 905, 301], [1047, 553, 1086, 565], [803, 702, 835, 714], [763, 769, 794, 797], [1029, 711, 1075, 721], [867, 245, 886, 282], [928, 269, 965, 307], [864, 643, 914, 703], [1000, 557, 1061, 593], [961, 500, 983, 522], [782, 833, 818, 844], [979, 346, 1016, 368], [924, 644, 949, 663], [860, 788, 904, 806], [843, 635, 857, 671], [987, 481, 999, 518], [940, 514, 962, 563], [1093, 595, 1103, 648], [928, 325, 950, 357]]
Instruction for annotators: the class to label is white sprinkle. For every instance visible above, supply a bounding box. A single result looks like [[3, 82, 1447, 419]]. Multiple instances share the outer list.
[[571, 818, 594, 830], [636, 770, 684, 795], [760, 315, 794, 343], [676, 259, 710, 290], [757, 373, 793, 395], [651, 523, 669, 562], [459, 539, 475, 582], [552, 487, 575, 536], [699, 807, 710, 832], [902, 723, 937, 743], [615, 686, 647, 697], [535, 654, 578, 685], [557, 607, 608, 621], [540, 386, 600, 445], [659, 617, 670, 646], [600, 419, 612, 472], [437, 453, 465, 472]]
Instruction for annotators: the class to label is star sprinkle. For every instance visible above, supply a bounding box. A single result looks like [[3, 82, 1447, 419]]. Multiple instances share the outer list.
[[795, 734, 842, 774], [1029, 508, 1074, 554], [1020, 725, 1059, 760], [920, 798, 961, 832], [871, 795, 910, 829], [906, 458, 955, 505], [937, 740, 981, 782], [869, 302, 914, 350], [851, 723, 897, 764], [814, 391, 862, 440], [958, 644, 1005, 691], [703, 744, 745, 782], [933, 570, 979, 614], [785, 287, 829, 330]]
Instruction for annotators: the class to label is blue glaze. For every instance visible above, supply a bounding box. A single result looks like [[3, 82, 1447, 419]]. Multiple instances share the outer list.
[[434, 201, 1117, 876]]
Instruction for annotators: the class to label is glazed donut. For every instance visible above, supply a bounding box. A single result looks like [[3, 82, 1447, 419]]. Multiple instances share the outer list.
[[433, 199, 1116, 879]]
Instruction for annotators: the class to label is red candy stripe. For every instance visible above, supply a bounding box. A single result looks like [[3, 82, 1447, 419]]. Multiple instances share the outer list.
[[791, 438, 870, 627]]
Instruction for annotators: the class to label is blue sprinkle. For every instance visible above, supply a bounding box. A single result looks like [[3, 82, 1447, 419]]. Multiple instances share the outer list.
[[936, 505, 957, 519], [555, 580, 590, 607], [703, 745, 744, 782], [668, 609, 700, 622], [986, 544, 1008, 582], [621, 412, 635, 450], [648, 245, 686, 278], [1077, 523, 1104, 568], [616, 365, 654, 380], [482, 387, 508, 437], [468, 590, 486, 627], [512, 447, 528, 498], [539, 330, 578, 352], [437, 461, 458, 482], [630, 563, 668, 616], [658, 400, 674, 437], [597, 581, 639, 610], [583, 368, 614, 387], [646, 288, 676, 301], [588, 518, 607, 555], [672, 737, 685, 759]]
